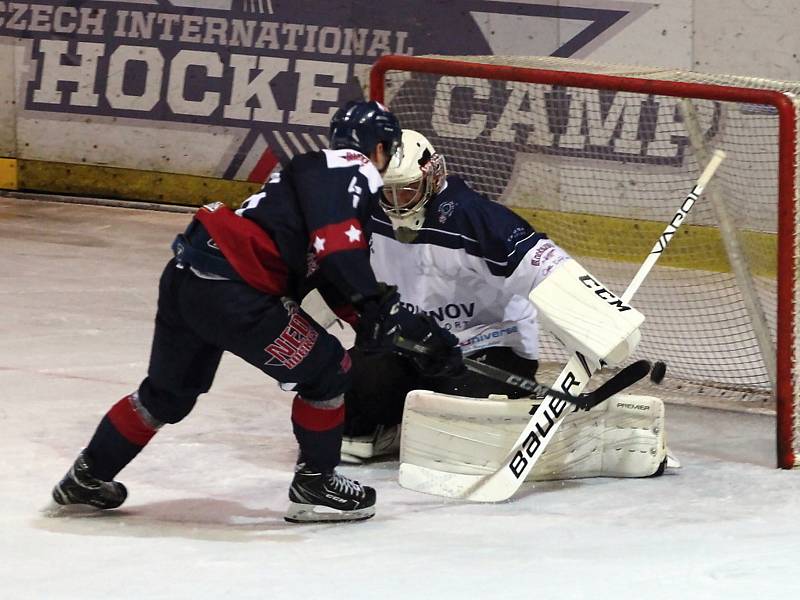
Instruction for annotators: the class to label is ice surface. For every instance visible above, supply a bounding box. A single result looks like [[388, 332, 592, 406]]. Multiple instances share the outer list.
[[1, 196, 799, 600]]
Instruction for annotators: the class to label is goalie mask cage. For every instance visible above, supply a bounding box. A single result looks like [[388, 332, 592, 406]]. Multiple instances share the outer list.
[[370, 54, 800, 469]]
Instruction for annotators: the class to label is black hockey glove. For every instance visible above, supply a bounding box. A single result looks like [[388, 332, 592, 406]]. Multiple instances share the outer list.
[[401, 314, 465, 379], [355, 284, 464, 378]]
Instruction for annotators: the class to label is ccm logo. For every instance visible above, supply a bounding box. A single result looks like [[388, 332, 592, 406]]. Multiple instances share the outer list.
[[578, 275, 632, 312]]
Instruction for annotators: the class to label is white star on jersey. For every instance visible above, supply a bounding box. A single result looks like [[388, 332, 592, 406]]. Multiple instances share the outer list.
[[345, 225, 362, 243], [313, 236, 326, 253]]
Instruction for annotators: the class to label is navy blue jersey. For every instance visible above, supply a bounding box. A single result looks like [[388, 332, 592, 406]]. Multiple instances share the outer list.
[[198, 149, 384, 306]]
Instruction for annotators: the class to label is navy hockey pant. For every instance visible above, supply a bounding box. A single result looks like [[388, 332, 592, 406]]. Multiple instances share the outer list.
[[86, 259, 351, 479]]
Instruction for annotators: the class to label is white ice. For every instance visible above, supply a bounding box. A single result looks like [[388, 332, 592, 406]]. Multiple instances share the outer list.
[[1, 196, 799, 600]]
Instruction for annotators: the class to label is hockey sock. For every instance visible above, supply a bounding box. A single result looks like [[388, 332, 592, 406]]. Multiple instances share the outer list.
[[85, 392, 161, 481], [291, 394, 345, 472]]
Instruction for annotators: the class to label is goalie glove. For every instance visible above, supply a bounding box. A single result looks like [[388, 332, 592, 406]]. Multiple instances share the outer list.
[[355, 284, 464, 378]]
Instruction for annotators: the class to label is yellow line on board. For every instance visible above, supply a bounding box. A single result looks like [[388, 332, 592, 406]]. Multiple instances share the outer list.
[[513, 207, 777, 279], [8, 158, 778, 278], [0, 158, 18, 190], [17, 159, 260, 208]]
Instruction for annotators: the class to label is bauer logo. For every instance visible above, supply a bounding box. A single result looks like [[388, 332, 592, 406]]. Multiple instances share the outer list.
[[511, 383, 573, 478]]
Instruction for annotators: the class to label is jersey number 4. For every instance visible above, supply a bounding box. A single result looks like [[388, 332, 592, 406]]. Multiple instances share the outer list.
[[348, 176, 363, 208]]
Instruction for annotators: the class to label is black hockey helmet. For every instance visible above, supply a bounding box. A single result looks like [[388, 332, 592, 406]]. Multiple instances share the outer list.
[[329, 100, 402, 159]]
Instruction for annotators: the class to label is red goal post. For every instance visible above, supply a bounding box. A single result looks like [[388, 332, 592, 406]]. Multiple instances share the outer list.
[[370, 54, 800, 469]]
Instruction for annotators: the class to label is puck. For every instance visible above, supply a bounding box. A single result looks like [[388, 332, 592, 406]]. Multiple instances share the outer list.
[[650, 361, 667, 384]]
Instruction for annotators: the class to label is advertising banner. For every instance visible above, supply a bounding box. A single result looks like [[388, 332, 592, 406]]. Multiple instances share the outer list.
[[0, 1, 795, 202], [0, 0, 660, 199]]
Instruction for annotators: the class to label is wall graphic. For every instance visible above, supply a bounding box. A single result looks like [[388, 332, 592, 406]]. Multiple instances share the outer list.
[[0, 1, 652, 183]]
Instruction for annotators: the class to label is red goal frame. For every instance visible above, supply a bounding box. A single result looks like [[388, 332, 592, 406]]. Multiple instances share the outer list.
[[370, 54, 798, 469]]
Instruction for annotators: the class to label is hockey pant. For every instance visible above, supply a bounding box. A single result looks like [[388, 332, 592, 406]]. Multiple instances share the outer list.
[[85, 259, 351, 480], [344, 346, 538, 437]]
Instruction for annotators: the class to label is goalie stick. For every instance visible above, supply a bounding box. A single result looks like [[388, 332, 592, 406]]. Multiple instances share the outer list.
[[398, 148, 727, 502], [393, 335, 651, 410]]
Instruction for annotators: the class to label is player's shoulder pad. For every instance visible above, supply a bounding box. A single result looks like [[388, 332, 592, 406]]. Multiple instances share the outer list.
[[322, 148, 383, 193]]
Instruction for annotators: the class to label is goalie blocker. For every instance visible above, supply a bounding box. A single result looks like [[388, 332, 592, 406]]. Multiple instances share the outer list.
[[530, 258, 644, 368]]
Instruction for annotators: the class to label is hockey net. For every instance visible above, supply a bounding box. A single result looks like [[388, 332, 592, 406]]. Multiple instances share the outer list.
[[370, 54, 800, 469]]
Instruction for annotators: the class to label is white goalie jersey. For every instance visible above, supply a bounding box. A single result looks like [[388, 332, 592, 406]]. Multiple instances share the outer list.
[[369, 175, 569, 359]]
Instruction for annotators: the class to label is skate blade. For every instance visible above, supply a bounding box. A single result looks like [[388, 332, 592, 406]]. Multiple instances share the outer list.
[[41, 499, 104, 518], [284, 501, 375, 524]]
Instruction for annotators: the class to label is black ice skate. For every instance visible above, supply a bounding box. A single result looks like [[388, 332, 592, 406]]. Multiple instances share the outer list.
[[285, 463, 376, 523], [51, 451, 127, 510]]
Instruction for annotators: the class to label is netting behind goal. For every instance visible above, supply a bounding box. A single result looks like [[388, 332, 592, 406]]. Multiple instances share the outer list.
[[370, 54, 800, 469]]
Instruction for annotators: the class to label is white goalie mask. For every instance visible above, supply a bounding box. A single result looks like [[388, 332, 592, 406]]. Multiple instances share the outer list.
[[380, 130, 446, 242]]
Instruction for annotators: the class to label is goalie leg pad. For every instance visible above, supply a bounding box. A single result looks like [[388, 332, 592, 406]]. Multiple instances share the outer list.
[[399, 390, 666, 484]]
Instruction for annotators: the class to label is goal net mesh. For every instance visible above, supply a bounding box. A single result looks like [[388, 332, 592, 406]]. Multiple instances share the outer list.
[[376, 55, 800, 465]]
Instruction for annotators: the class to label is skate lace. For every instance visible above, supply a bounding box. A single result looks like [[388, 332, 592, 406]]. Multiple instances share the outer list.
[[328, 472, 363, 497]]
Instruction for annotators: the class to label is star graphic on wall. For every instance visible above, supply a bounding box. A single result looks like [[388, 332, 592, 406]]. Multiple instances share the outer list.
[[313, 236, 326, 253], [344, 225, 362, 243]]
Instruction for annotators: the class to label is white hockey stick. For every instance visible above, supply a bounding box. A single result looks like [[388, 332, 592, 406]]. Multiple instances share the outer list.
[[399, 149, 726, 502]]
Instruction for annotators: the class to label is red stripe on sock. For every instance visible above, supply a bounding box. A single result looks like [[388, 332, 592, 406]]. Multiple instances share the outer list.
[[107, 395, 157, 446], [291, 396, 345, 432]]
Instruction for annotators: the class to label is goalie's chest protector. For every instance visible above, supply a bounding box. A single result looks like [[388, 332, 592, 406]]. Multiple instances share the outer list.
[[368, 179, 550, 356]]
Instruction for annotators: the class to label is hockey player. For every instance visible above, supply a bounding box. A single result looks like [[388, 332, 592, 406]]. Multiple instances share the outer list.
[[51, 103, 462, 523], [342, 129, 570, 461]]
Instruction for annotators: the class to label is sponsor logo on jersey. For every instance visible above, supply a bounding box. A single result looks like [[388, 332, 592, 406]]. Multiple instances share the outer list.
[[506, 226, 529, 243], [265, 312, 319, 369], [343, 151, 370, 165], [400, 301, 475, 323], [530, 241, 560, 267], [437, 200, 455, 224], [460, 325, 519, 348]]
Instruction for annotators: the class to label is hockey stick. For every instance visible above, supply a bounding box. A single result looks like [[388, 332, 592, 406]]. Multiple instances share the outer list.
[[468, 357, 652, 411], [394, 335, 651, 410], [399, 149, 726, 502]]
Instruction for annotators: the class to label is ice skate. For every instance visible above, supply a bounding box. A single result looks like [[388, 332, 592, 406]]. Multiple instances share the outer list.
[[285, 463, 375, 523], [51, 451, 128, 511]]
